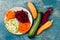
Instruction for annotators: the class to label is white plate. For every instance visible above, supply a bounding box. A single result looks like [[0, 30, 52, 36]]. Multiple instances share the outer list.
[[4, 7, 33, 35]]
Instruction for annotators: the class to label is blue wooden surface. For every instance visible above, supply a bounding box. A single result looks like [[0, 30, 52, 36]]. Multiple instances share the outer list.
[[0, 0, 60, 40]]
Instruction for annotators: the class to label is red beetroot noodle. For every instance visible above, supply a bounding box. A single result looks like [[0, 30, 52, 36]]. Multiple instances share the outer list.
[[15, 10, 30, 23]]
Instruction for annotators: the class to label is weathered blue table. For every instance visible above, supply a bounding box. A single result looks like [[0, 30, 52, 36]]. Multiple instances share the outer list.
[[0, 0, 60, 40]]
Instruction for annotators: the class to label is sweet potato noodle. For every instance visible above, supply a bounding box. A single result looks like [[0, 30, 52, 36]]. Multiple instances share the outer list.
[[15, 10, 30, 23]]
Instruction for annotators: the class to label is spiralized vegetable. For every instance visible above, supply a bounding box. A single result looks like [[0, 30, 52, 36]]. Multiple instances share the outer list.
[[5, 18, 19, 34]]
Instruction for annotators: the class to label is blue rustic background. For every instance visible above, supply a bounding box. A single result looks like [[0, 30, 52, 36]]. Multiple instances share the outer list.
[[0, 0, 60, 40]]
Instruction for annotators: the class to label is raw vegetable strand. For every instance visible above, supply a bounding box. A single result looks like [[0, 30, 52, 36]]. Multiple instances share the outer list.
[[18, 22, 31, 34], [6, 10, 15, 21]]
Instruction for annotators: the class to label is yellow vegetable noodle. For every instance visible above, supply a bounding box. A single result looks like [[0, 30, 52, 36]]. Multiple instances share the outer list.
[[5, 18, 19, 34]]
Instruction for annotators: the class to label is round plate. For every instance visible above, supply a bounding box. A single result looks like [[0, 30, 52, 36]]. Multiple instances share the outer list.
[[4, 7, 33, 35]]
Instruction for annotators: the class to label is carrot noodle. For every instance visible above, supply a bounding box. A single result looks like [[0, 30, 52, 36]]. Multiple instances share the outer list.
[[6, 10, 15, 21], [18, 22, 31, 34]]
